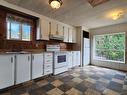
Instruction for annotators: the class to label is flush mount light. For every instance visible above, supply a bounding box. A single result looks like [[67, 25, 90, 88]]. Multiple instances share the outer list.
[[111, 11, 124, 20], [49, 0, 63, 9], [106, 10, 125, 20]]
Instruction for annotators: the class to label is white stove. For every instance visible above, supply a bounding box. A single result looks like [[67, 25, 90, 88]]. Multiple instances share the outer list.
[[53, 51, 68, 75], [46, 45, 68, 75]]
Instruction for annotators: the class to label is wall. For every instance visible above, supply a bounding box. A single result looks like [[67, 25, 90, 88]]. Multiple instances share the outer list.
[[0, 0, 75, 52], [90, 22, 127, 71]]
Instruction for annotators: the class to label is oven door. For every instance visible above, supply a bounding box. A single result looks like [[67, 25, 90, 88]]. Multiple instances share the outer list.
[[54, 53, 67, 68]]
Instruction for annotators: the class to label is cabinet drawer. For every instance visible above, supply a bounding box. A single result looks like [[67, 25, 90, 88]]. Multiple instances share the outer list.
[[44, 59, 53, 64], [44, 69, 53, 75], [44, 64, 53, 69], [44, 53, 53, 59]]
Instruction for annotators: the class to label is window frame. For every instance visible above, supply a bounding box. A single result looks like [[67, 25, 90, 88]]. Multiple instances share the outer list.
[[93, 32, 126, 63], [6, 14, 33, 41]]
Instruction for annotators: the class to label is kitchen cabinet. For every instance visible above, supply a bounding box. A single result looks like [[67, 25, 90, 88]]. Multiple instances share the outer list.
[[50, 21, 57, 35], [58, 24, 64, 36], [0, 54, 15, 89], [69, 28, 76, 43], [69, 28, 73, 43], [64, 27, 77, 43], [72, 28, 77, 43], [43, 52, 53, 75], [32, 53, 43, 79], [67, 52, 73, 69], [72, 51, 80, 67], [16, 54, 31, 84], [50, 21, 64, 36], [63, 26, 69, 42], [37, 18, 50, 40]]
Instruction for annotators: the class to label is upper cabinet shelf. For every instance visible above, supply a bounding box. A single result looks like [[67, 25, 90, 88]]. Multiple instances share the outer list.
[[36, 17, 77, 43]]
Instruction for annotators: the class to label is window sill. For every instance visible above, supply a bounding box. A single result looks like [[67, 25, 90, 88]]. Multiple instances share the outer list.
[[6, 39, 32, 42], [93, 58, 125, 64]]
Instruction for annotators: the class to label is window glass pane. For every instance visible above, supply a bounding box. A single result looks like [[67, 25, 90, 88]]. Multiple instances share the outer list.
[[10, 21, 20, 39], [94, 33, 125, 63], [22, 24, 31, 41]]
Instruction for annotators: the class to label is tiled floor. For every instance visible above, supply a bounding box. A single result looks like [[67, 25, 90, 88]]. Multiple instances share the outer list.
[[0, 66, 127, 95]]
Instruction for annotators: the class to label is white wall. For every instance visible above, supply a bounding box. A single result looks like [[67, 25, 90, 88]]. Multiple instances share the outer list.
[[90, 22, 127, 71]]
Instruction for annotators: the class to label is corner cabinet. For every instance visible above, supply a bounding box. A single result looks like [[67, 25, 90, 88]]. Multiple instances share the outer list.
[[36, 18, 50, 40], [0, 54, 15, 89]]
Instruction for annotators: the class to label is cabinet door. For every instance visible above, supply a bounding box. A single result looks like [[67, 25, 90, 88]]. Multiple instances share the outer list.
[[69, 28, 73, 43], [72, 52, 77, 67], [76, 51, 80, 66], [41, 18, 50, 40], [16, 54, 31, 84], [67, 52, 73, 68], [37, 18, 50, 40], [50, 21, 57, 35], [32, 53, 43, 79], [64, 26, 69, 42], [0, 55, 15, 89], [72, 28, 76, 43], [58, 24, 64, 36]]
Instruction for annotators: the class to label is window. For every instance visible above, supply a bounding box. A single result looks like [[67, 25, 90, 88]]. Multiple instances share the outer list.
[[94, 33, 125, 63], [7, 14, 32, 41]]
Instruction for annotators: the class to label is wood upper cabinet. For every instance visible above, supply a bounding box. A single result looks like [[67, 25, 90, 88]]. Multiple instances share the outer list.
[[68, 28, 73, 43], [36, 18, 50, 40], [63, 26, 69, 42], [50, 21, 57, 35], [58, 24, 64, 36], [50, 21, 64, 36], [64, 27, 77, 43], [72, 28, 77, 43]]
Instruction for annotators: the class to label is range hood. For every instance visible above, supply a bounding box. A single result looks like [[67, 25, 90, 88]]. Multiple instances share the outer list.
[[49, 34, 64, 40]]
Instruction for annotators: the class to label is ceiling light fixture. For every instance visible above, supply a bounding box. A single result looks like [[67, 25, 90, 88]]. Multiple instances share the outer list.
[[49, 0, 63, 9], [111, 11, 124, 20]]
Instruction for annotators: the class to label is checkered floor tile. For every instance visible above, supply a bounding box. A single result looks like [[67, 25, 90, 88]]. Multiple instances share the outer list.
[[0, 66, 127, 95]]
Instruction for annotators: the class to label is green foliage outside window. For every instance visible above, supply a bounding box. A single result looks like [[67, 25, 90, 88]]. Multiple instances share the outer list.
[[94, 33, 125, 62]]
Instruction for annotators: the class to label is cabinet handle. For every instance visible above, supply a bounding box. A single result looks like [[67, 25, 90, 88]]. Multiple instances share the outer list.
[[28, 56, 30, 61], [11, 57, 13, 63], [47, 65, 50, 67], [32, 55, 34, 60], [47, 70, 50, 72]]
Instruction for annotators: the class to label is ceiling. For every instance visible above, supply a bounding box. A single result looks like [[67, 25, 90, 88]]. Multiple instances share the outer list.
[[3, 0, 127, 29]]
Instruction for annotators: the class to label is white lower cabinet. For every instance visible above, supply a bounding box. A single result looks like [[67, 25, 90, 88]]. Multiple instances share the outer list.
[[32, 53, 43, 79], [16, 54, 31, 84], [67, 51, 80, 69], [43, 52, 53, 75], [67, 52, 73, 68], [0, 55, 15, 89], [76, 51, 80, 66]]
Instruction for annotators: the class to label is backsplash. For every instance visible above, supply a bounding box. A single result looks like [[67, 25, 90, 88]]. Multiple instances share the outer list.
[[0, 39, 75, 52]]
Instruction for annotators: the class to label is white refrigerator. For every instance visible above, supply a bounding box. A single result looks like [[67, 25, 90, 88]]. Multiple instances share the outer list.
[[83, 38, 90, 65]]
